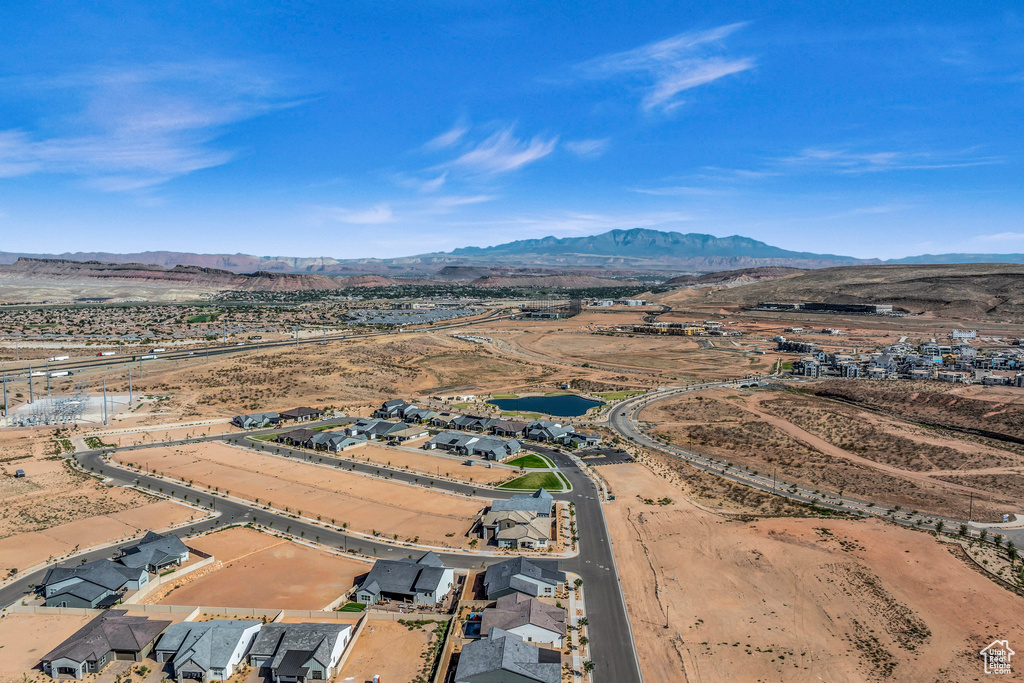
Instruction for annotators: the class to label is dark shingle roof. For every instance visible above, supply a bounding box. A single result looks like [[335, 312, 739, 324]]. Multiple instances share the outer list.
[[358, 552, 448, 598], [43, 610, 171, 664], [454, 628, 561, 683], [480, 593, 566, 638], [43, 559, 144, 592], [119, 531, 188, 569], [483, 558, 565, 598]]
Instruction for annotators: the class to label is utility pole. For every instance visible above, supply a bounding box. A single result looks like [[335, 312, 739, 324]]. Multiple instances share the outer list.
[[46, 359, 50, 396], [28, 365, 33, 404], [969, 492, 974, 522], [128, 366, 133, 407], [2, 372, 7, 426], [223, 318, 227, 345], [102, 379, 108, 425], [295, 326, 299, 347]]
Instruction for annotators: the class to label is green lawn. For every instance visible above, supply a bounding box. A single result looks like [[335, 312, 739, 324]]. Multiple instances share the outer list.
[[248, 433, 278, 442], [597, 390, 645, 400], [781, 362, 794, 370], [498, 472, 567, 491], [543, 391, 574, 396], [336, 602, 366, 613], [186, 312, 221, 323], [501, 411, 544, 420], [506, 454, 554, 469], [492, 393, 520, 399]]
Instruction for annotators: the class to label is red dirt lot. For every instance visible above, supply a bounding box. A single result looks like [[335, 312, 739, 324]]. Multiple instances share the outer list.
[[337, 619, 437, 683], [151, 527, 371, 609], [602, 461, 1024, 682], [0, 613, 95, 680]]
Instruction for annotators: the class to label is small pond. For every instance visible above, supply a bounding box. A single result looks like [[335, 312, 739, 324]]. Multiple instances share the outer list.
[[487, 394, 604, 417]]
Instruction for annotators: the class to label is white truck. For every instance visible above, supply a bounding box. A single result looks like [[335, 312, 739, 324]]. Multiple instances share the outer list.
[[48, 355, 70, 362]]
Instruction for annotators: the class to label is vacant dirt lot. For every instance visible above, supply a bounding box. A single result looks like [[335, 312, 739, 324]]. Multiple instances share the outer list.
[[338, 619, 439, 683], [152, 527, 370, 609], [116, 441, 484, 547], [348, 443, 514, 486], [603, 461, 1024, 682], [0, 499, 198, 572], [0, 613, 95, 680]]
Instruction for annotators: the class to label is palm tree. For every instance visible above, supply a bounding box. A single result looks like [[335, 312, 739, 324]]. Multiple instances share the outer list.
[[959, 523, 968, 537], [1007, 541, 1017, 565], [934, 520, 944, 535], [583, 661, 595, 674]]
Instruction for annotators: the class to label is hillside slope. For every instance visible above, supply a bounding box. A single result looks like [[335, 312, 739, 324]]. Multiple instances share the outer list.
[[661, 263, 1024, 320]]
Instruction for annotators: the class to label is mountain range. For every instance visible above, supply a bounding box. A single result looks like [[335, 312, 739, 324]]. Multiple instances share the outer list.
[[2, 228, 1023, 276]]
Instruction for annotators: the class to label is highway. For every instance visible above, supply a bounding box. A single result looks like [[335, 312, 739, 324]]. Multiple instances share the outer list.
[[0, 425, 644, 683], [0, 308, 510, 379]]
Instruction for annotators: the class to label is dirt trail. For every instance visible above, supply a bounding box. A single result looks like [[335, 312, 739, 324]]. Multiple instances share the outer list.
[[739, 394, 1008, 500]]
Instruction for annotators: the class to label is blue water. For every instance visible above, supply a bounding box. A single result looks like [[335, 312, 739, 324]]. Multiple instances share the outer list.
[[488, 394, 604, 417]]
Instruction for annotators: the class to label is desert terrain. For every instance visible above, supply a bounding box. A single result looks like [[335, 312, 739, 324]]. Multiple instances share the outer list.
[[149, 527, 369, 609], [640, 387, 1024, 520], [602, 460, 1024, 682]]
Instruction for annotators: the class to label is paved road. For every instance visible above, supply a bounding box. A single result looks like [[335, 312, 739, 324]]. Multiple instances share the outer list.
[[0, 309, 510, 380], [0, 428, 643, 683]]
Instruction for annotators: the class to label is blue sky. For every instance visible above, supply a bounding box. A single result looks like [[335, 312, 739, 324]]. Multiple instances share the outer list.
[[0, 2, 1021, 259]]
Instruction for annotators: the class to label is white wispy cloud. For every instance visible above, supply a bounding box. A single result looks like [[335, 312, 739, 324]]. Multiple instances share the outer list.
[[974, 232, 1024, 243], [629, 185, 727, 196], [578, 24, 754, 112], [424, 123, 469, 151], [428, 194, 498, 209], [564, 138, 610, 159], [315, 203, 395, 225], [0, 60, 303, 191], [443, 127, 557, 175], [780, 147, 1002, 173]]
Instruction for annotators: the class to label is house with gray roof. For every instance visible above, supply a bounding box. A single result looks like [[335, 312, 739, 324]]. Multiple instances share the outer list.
[[155, 620, 261, 682], [483, 557, 565, 600], [231, 412, 280, 429], [490, 489, 554, 518], [374, 399, 412, 418], [247, 623, 352, 683], [424, 430, 480, 454], [277, 428, 317, 446], [492, 420, 528, 438], [404, 407, 438, 423], [454, 627, 561, 683], [41, 559, 148, 608], [470, 436, 521, 461], [42, 610, 171, 679], [524, 420, 575, 444], [119, 531, 189, 573], [454, 415, 499, 432], [480, 593, 567, 647], [308, 431, 367, 452], [354, 551, 455, 606], [279, 407, 324, 422]]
